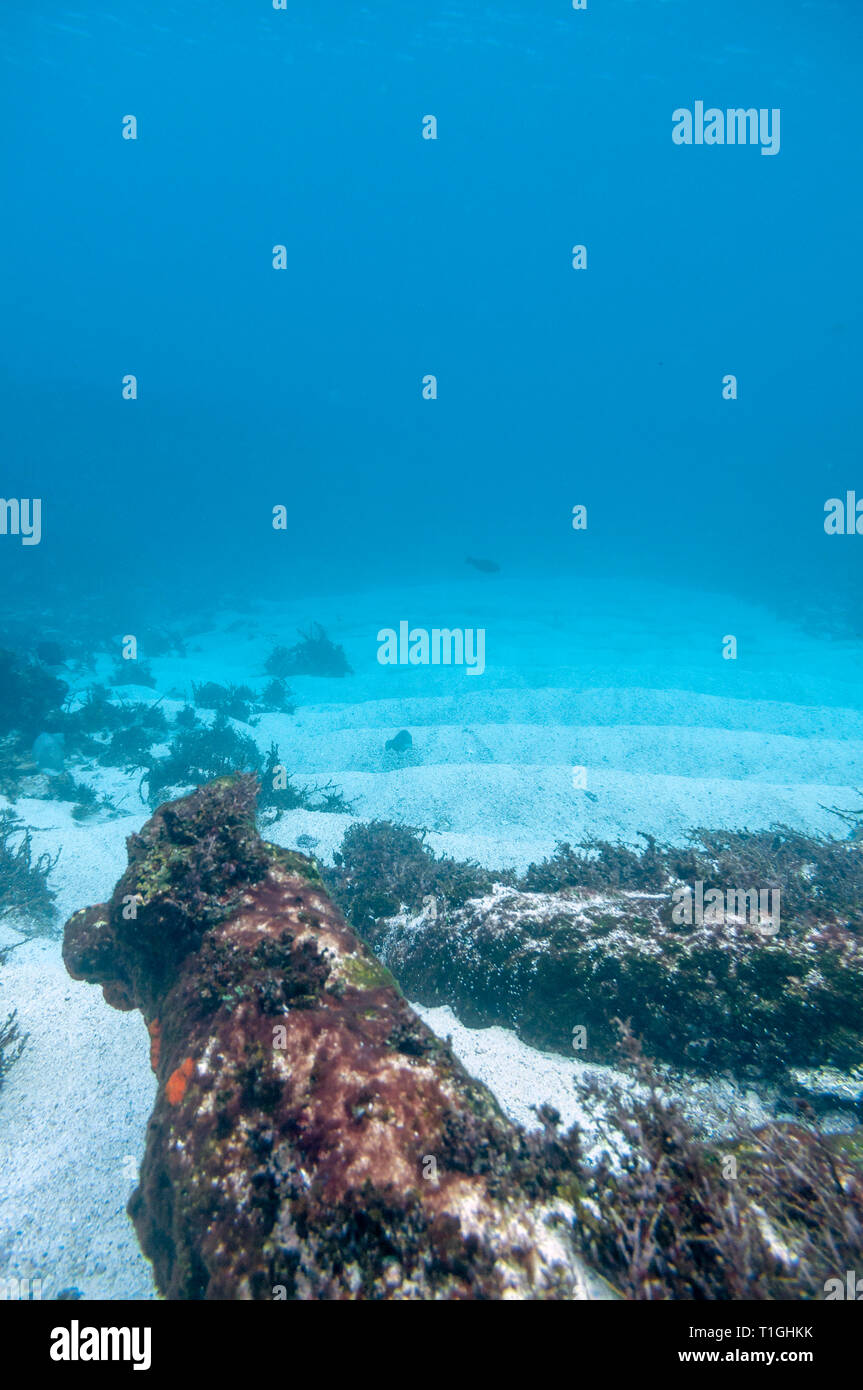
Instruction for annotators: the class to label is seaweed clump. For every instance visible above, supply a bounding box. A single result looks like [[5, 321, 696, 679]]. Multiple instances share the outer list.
[[0, 648, 68, 742], [191, 682, 257, 725], [257, 743, 355, 816], [64, 685, 128, 736], [574, 1025, 863, 1300], [55, 689, 170, 776], [46, 774, 120, 822], [522, 823, 863, 928], [109, 660, 157, 689], [265, 623, 352, 678], [0, 1002, 26, 1093], [0, 648, 68, 792], [142, 716, 261, 808], [329, 820, 508, 938], [0, 810, 59, 930], [0, 1011, 25, 1090], [523, 833, 668, 893], [190, 679, 297, 723], [671, 824, 863, 929], [35, 640, 66, 667], [257, 678, 296, 714], [143, 724, 352, 816], [0, 941, 26, 1092], [96, 712, 170, 772], [138, 627, 186, 658]]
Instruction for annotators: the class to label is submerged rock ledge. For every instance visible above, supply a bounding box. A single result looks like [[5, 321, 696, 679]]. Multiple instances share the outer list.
[[62, 776, 604, 1301], [368, 882, 863, 1078]]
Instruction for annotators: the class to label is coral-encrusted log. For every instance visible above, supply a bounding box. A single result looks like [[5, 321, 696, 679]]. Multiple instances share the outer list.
[[366, 883, 863, 1075], [63, 777, 600, 1301]]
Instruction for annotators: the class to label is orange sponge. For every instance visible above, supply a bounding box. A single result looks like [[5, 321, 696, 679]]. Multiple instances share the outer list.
[[166, 1056, 195, 1105]]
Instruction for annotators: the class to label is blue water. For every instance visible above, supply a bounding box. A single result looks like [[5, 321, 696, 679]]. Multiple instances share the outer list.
[[2, 0, 862, 622]]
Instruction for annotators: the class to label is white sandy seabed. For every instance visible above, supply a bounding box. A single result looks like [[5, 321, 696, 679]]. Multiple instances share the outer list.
[[1, 574, 862, 1299]]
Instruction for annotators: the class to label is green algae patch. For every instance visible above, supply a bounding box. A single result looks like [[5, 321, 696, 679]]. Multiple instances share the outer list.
[[263, 842, 323, 886], [341, 952, 401, 995], [828, 1129, 863, 1170]]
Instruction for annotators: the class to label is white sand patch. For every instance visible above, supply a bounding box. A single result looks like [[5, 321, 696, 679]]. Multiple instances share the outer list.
[[0, 935, 156, 1300], [0, 799, 157, 1299], [413, 1005, 796, 1162]]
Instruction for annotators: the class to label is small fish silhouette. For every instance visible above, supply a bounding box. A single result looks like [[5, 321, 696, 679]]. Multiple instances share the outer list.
[[466, 556, 500, 574], [385, 730, 413, 753]]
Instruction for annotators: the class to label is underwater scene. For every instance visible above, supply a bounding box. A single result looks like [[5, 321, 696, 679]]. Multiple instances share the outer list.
[[2, 0, 863, 1330]]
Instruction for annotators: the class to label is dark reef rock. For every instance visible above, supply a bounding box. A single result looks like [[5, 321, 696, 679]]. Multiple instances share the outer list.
[[368, 883, 863, 1077], [384, 729, 412, 754], [330, 821, 863, 1079], [63, 776, 601, 1301]]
